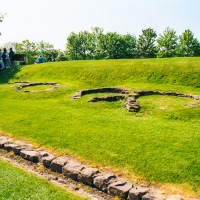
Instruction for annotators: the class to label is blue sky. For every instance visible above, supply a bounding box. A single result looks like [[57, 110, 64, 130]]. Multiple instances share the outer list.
[[0, 0, 200, 50]]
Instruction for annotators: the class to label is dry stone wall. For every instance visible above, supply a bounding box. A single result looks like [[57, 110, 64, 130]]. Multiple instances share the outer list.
[[72, 87, 130, 100], [73, 88, 200, 112], [14, 82, 60, 92], [0, 135, 192, 200]]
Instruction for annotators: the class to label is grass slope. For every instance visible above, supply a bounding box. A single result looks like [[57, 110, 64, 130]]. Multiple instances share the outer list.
[[0, 159, 87, 200], [0, 57, 200, 196]]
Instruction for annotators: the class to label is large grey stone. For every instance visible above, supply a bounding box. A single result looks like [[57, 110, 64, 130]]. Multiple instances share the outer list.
[[108, 180, 133, 199], [128, 186, 149, 200], [13, 145, 28, 155], [142, 192, 165, 200], [0, 137, 9, 148], [62, 160, 85, 180], [77, 167, 100, 186], [125, 97, 141, 112], [50, 156, 67, 173], [42, 155, 56, 168], [93, 172, 117, 192], [4, 143, 19, 151], [20, 150, 40, 163], [37, 151, 49, 162]]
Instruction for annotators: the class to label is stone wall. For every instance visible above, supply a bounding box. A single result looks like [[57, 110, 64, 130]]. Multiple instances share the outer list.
[[0, 135, 188, 200]]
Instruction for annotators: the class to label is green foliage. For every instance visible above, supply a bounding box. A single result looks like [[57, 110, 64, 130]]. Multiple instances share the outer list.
[[0, 159, 87, 200], [100, 32, 136, 59], [136, 28, 157, 58], [37, 41, 58, 62], [3, 57, 199, 87], [3, 27, 200, 63], [66, 31, 94, 60], [157, 27, 178, 58], [15, 40, 62, 64], [66, 27, 136, 60], [0, 58, 200, 195], [55, 51, 68, 61], [16, 40, 37, 64], [176, 29, 200, 57]]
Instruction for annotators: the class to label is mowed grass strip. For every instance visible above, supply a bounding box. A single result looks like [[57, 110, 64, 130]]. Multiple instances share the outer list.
[[0, 159, 87, 200], [0, 57, 200, 195]]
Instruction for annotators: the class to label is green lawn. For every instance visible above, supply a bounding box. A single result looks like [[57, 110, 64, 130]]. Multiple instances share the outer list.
[[0, 159, 87, 200], [0, 58, 200, 196]]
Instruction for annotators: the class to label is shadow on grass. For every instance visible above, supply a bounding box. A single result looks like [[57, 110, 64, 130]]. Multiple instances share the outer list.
[[0, 66, 23, 84]]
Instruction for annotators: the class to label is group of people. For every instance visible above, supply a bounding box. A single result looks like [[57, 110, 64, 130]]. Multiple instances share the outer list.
[[0, 48, 15, 69]]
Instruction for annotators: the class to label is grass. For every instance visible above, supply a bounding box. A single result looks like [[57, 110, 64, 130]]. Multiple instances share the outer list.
[[0, 57, 200, 196], [0, 158, 87, 200]]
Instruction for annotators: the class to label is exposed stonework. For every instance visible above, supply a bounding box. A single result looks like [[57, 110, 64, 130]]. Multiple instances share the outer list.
[[4, 143, 19, 151], [77, 167, 100, 186], [108, 180, 133, 199], [42, 155, 56, 168], [134, 90, 200, 100], [50, 156, 68, 173], [125, 96, 141, 112], [72, 87, 130, 99], [20, 150, 41, 163], [63, 160, 85, 180], [14, 82, 60, 92], [93, 173, 117, 192], [127, 90, 200, 112], [128, 186, 149, 200], [0, 135, 198, 200], [73, 88, 200, 113]]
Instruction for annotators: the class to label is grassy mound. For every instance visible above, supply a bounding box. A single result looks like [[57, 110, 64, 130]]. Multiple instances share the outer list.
[[0, 57, 200, 196], [0, 57, 200, 87]]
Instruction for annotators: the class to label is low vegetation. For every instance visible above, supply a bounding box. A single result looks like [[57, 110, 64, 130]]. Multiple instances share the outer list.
[[0, 57, 200, 196], [0, 159, 87, 200]]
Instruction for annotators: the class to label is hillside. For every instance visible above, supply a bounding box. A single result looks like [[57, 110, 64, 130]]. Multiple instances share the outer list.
[[0, 57, 200, 87], [0, 57, 200, 196]]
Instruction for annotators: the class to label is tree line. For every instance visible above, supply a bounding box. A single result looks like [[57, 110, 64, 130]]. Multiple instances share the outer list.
[[66, 27, 200, 60], [1, 27, 200, 65]]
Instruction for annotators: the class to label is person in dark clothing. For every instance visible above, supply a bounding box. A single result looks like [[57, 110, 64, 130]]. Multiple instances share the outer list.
[[36, 55, 44, 64], [9, 48, 15, 67], [0, 49, 5, 69], [1, 48, 8, 68]]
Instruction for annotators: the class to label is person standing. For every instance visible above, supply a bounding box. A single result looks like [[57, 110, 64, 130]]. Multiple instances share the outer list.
[[1, 48, 7, 69], [0, 49, 5, 69], [9, 48, 15, 67]]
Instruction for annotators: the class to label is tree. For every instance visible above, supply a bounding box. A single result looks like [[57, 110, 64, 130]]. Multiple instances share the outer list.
[[122, 34, 137, 58], [176, 29, 200, 57], [37, 41, 57, 62], [16, 40, 37, 64], [66, 32, 78, 60], [99, 32, 123, 59], [91, 27, 104, 59], [66, 31, 94, 60], [55, 51, 68, 61], [66, 28, 136, 60], [98, 32, 136, 59], [157, 27, 178, 58], [136, 28, 157, 58]]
